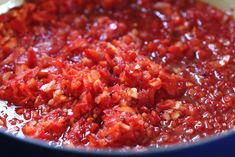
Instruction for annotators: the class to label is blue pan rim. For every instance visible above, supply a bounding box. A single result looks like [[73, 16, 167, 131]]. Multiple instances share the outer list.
[[1, 127, 235, 156]]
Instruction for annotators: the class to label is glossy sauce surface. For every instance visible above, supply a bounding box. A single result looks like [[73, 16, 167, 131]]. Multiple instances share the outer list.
[[0, 0, 234, 149]]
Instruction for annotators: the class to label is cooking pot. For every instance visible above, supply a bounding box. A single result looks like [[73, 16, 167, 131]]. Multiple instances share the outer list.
[[0, 0, 234, 157]]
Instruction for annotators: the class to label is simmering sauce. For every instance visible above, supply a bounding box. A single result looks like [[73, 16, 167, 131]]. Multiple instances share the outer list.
[[0, 0, 234, 149]]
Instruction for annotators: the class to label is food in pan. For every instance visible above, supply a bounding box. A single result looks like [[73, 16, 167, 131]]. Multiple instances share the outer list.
[[0, 0, 234, 149]]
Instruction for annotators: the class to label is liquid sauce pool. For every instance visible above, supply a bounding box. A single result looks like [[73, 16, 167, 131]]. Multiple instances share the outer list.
[[0, 0, 234, 149]]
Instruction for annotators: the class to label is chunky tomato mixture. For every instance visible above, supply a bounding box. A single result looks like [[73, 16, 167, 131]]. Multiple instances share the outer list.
[[0, 0, 234, 149]]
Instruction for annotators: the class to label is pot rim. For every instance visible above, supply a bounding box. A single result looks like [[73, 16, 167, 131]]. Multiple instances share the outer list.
[[1, 128, 235, 156]]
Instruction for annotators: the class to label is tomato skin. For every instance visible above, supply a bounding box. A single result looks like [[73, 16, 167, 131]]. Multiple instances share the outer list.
[[27, 47, 37, 68]]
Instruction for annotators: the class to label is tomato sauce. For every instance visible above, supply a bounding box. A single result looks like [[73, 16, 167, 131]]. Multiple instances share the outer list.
[[0, 0, 234, 149]]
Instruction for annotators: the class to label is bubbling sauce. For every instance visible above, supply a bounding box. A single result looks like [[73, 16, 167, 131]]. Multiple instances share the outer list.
[[0, 0, 234, 149]]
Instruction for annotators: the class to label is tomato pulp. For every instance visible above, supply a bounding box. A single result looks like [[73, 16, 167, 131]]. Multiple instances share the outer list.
[[0, 0, 234, 149]]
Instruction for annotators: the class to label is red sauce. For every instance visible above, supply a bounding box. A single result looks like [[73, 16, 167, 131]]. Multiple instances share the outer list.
[[0, 0, 234, 149]]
